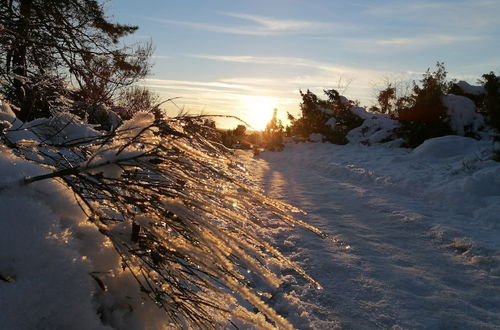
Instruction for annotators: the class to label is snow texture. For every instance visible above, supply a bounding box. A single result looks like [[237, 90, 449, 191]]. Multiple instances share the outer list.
[[244, 139, 500, 329], [347, 115, 400, 145], [308, 133, 324, 142], [0, 149, 111, 330], [349, 106, 375, 120]]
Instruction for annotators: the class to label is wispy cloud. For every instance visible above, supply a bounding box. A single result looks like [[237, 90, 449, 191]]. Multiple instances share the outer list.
[[343, 34, 484, 51], [141, 12, 337, 36], [221, 12, 335, 33], [139, 78, 289, 109], [142, 78, 266, 93], [364, 2, 448, 16], [189, 54, 406, 105], [190, 54, 392, 80], [373, 35, 482, 46]]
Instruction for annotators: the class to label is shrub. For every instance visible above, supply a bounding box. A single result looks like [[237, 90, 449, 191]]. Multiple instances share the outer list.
[[287, 89, 363, 144], [479, 72, 500, 131], [114, 87, 160, 120], [220, 124, 249, 148], [376, 84, 397, 114], [262, 109, 285, 151], [0, 109, 324, 328], [381, 62, 455, 147]]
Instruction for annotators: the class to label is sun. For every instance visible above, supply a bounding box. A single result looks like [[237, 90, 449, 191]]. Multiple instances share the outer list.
[[240, 96, 276, 131]]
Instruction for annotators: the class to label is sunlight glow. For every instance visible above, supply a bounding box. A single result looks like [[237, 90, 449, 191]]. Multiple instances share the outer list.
[[240, 95, 276, 131]]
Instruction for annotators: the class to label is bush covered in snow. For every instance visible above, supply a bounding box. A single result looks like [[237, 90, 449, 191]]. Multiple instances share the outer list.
[[287, 89, 364, 144], [283, 64, 500, 150], [385, 62, 454, 147], [371, 63, 498, 148]]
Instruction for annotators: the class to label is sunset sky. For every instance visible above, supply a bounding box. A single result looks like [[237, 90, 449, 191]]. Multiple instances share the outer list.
[[111, 0, 500, 129]]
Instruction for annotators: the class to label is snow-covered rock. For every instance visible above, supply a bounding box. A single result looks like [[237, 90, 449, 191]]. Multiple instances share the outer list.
[[347, 116, 400, 145], [442, 94, 484, 136]]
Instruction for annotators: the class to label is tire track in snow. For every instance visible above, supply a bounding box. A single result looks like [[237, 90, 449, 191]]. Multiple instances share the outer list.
[[250, 149, 500, 329]]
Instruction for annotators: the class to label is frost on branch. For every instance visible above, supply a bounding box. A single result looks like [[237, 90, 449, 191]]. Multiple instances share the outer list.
[[0, 110, 323, 329]]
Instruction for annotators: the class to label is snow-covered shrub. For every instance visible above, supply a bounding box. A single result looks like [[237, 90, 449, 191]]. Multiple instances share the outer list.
[[287, 89, 363, 144], [392, 62, 455, 147], [0, 107, 323, 329]]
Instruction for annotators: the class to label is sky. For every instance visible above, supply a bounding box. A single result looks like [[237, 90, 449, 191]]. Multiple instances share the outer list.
[[110, 0, 500, 129]]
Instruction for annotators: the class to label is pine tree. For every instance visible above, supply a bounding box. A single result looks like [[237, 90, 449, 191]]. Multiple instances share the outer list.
[[0, 0, 151, 120]]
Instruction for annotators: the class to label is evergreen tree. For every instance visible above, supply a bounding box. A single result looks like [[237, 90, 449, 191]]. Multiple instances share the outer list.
[[0, 0, 151, 120], [480, 72, 500, 130], [287, 89, 363, 144], [263, 108, 284, 151], [391, 62, 454, 147]]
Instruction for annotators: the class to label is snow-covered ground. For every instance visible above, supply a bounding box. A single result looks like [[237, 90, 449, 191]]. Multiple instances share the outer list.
[[242, 137, 500, 329], [3, 94, 500, 328]]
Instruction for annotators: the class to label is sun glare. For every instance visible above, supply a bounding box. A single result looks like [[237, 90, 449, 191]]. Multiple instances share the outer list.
[[241, 96, 276, 131]]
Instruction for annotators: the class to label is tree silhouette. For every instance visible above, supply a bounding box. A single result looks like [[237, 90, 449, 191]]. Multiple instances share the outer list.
[[0, 0, 151, 120], [263, 108, 284, 151]]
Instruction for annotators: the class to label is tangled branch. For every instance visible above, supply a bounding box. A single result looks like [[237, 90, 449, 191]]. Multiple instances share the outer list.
[[1, 111, 323, 328]]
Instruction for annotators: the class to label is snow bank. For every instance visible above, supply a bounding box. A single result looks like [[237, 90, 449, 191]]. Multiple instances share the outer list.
[[345, 93, 487, 146], [411, 135, 480, 159], [0, 143, 170, 329], [1, 111, 101, 145], [0, 149, 110, 330]]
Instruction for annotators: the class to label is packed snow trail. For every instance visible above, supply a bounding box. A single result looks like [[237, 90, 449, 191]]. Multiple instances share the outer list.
[[242, 142, 500, 329]]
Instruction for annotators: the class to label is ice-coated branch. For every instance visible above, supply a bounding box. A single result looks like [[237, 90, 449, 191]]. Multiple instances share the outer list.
[[2, 111, 324, 329]]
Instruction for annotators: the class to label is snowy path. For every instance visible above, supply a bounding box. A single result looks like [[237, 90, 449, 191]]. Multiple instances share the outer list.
[[243, 143, 500, 329]]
